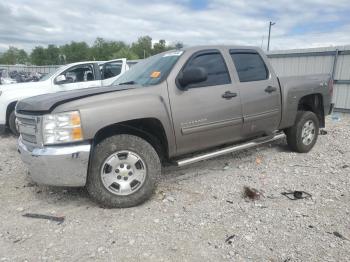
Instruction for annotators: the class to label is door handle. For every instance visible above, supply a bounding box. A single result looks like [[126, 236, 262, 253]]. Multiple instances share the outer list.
[[222, 91, 237, 99], [265, 86, 277, 93]]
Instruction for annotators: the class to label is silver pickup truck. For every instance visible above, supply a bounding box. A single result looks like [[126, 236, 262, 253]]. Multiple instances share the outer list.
[[16, 46, 334, 207]]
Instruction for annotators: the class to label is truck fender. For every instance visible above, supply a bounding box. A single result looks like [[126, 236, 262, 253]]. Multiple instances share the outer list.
[[78, 94, 176, 157]]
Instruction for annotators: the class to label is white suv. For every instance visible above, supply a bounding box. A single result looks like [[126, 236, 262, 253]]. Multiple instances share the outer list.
[[0, 58, 132, 134]]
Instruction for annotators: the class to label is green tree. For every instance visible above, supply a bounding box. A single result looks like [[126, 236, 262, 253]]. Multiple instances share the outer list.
[[30, 46, 47, 65], [0, 47, 29, 65], [60, 41, 90, 63], [17, 49, 29, 64], [152, 39, 167, 55], [45, 44, 61, 65], [152, 39, 176, 55], [112, 47, 138, 60], [131, 36, 152, 58], [90, 37, 127, 60], [2, 36, 185, 65], [31, 45, 61, 65]]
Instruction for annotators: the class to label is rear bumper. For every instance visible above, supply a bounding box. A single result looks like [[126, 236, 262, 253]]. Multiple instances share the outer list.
[[17, 138, 91, 187]]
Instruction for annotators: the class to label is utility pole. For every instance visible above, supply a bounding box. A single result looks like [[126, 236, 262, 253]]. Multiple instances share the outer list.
[[267, 21, 275, 51]]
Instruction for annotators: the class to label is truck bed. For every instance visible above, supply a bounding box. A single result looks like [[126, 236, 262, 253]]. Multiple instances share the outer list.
[[278, 73, 332, 129]]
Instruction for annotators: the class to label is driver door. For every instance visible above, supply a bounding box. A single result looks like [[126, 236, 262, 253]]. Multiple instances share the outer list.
[[54, 64, 101, 91], [168, 49, 243, 155]]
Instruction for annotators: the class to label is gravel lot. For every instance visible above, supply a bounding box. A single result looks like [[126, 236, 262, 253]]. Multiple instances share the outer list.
[[0, 113, 349, 262]]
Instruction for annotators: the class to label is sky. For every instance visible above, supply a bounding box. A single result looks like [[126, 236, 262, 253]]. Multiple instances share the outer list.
[[0, 0, 349, 52]]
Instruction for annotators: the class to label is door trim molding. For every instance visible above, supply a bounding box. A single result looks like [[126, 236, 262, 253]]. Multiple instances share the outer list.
[[244, 109, 280, 122], [181, 117, 242, 135]]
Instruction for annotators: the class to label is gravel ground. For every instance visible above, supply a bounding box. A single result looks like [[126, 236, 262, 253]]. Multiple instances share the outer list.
[[0, 113, 349, 262]]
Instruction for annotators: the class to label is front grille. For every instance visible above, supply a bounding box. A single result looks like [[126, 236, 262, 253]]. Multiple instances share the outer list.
[[16, 114, 40, 145], [21, 134, 37, 144], [16, 116, 36, 126]]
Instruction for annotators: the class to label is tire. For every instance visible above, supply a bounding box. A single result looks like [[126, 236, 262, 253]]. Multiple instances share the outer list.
[[86, 134, 161, 208], [9, 110, 19, 136], [285, 111, 319, 153]]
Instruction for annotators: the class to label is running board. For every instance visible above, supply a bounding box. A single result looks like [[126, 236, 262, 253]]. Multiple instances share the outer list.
[[176, 133, 286, 167]]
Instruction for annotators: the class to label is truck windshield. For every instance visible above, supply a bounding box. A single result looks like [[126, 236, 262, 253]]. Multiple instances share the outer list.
[[39, 66, 64, 81], [113, 50, 183, 86]]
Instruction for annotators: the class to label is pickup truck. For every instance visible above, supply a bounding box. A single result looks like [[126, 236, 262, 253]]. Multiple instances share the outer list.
[[16, 46, 334, 208], [0, 58, 132, 135]]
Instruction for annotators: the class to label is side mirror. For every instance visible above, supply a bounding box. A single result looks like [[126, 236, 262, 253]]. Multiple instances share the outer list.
[[55, 75, 67, 84], [178, 66, 208, 90]]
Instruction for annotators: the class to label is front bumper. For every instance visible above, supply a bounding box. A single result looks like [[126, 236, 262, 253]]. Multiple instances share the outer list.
[[17, 138, 91, 187]]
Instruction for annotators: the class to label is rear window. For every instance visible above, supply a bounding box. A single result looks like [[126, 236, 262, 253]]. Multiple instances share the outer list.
[[230, 51, 268, 82]]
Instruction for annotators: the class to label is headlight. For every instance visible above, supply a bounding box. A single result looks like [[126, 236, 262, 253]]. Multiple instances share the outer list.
[[43, 111, 83, 145]]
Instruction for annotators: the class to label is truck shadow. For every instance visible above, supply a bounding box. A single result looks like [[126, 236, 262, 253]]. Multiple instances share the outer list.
[[27, 182, 98, 207], [28, 139, 287, 207]]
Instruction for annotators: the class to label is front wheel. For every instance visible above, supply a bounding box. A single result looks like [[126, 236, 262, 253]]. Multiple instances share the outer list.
[[86, 134, 161, 208], [9, 110, 19, 136], [285, 111, 319, 153]]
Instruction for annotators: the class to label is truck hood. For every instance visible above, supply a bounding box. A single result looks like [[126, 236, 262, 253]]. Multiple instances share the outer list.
[[16, 85, 135, 114], [0, 81, 49, 92]]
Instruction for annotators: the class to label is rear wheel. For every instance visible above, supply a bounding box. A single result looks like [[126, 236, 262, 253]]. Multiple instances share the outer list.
[[285, 111, 319, 153], [9, 110, 19, 136], [86, 134, 161, 208]]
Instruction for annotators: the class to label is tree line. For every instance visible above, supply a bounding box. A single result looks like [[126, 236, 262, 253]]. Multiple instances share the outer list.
[[0, 36, 184, 66]]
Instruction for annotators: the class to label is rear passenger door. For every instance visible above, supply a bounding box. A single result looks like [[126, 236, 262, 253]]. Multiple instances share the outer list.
[[230, 49, 281, 136], [168, 49, 243, 155]]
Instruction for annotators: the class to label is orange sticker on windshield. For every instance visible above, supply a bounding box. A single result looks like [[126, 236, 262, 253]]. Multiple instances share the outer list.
[[150, 71, 161, 78]]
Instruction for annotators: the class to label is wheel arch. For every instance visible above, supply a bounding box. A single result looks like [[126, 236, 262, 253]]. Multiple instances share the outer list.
[[92, 118, 169, 162], [6, 100, 17, 127], [297, 93, 325, 127]]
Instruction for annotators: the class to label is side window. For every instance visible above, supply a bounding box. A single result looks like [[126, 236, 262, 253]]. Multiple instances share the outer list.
[[62, 65, 95, 83], [230, 51, 268, 82], [184, 51, 231, 88], [102, 62, 123, 79]]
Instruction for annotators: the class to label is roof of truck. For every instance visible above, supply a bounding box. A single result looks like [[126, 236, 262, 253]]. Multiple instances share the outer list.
[[181, 45, 262, 52]]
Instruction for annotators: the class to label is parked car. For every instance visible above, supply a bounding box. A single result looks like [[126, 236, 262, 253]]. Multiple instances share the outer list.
[[9, 71, 44, 83], [0, 69, 17, 85], [0, 58, 132, 134], [16, 46, 334, 208]]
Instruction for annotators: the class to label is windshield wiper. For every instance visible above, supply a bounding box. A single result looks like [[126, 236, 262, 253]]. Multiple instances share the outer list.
[[118, 81, 137, 85]]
